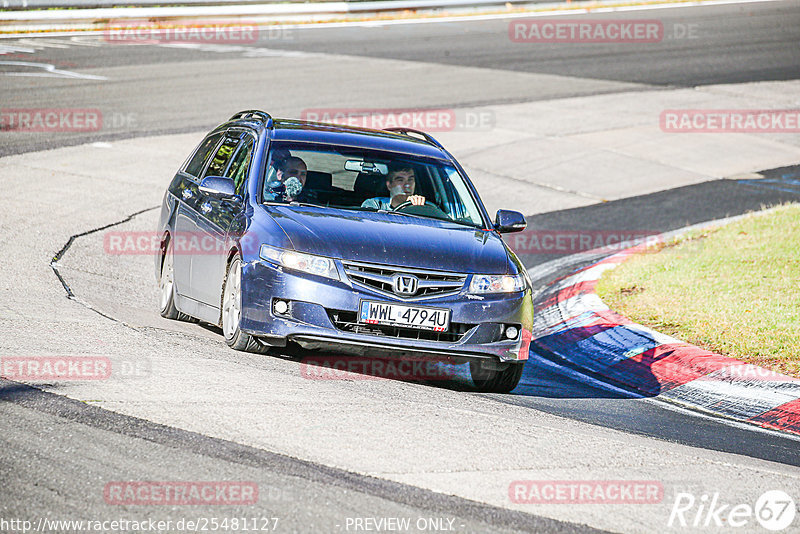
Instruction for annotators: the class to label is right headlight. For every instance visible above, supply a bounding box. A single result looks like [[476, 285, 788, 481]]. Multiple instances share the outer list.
[[469, 273, 525, 294], [259, 244, 339, 281]]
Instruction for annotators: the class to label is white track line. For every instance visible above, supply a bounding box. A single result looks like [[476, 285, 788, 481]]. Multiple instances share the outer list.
[[0, 60, 107, 79]]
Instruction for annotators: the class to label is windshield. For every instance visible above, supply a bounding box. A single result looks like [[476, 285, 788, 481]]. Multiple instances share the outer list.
[[261, 142, 486, 228]]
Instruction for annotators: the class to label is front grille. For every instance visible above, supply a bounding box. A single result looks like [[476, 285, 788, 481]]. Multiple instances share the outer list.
[[328, 310, 474, 343], [342, 261, 466, 300]]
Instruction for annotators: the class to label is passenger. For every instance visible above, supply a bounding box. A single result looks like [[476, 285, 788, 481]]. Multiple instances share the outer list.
[[267, 155, 307, 202], [361, 164, 425, 210]]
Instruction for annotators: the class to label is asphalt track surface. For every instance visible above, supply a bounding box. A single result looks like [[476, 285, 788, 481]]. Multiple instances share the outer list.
[[1, 381, 594, 533], [2, 1, 800, 532]]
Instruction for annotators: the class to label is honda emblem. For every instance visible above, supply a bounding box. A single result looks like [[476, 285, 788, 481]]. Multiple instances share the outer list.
[[392, 274, 419, 296]]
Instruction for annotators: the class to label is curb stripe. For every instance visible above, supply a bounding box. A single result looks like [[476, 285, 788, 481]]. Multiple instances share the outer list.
[[531, 241, 800, 436], [663, 378, 800, 420], [538, 280, 599, 310], [749, 399, 800, 434]]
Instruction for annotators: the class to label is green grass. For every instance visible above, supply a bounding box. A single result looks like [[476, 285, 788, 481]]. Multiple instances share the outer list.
[[596, 204, 800, 378]]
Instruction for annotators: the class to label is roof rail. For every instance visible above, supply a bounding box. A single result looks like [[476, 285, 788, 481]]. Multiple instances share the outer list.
[[384, 127, 445, 150], [229, 110, 273, 127]]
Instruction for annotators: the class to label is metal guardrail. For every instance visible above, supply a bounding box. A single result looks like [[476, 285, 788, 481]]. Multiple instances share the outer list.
[[0, 0, 680, 33], [1, 0, 551, 12], [0, 0, 562, 32], [2, 0, 340, 8]]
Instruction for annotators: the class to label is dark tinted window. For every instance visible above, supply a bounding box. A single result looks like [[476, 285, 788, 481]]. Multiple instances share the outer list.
[[205, 136, 241, 178], [185, 133, 222, 177], [225, 137, 254, 195], [261, 142, 484, 228]]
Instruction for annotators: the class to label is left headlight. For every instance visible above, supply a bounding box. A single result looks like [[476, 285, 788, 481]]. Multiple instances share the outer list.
[[259, 244, 339, 281], [469, 273, 525, 294]]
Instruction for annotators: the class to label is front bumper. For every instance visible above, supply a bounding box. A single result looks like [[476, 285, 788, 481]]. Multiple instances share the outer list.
[[239, 260, 533, 364]]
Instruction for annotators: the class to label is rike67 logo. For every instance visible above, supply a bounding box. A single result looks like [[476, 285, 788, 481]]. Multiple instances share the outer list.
[[669, 490, 796, 531]]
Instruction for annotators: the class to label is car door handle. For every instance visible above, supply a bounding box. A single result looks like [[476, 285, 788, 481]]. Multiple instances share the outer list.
[[200, 201, 212, 214]]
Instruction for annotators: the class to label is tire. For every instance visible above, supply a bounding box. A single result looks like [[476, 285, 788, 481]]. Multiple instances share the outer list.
[[159, 239, 196, 322], [221, 257, 264, 353], [470, 361, 524, 393]]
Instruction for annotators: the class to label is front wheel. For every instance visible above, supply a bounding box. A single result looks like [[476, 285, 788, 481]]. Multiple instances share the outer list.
[[470, 361, 524, 393], [221, 257, 263, 353]]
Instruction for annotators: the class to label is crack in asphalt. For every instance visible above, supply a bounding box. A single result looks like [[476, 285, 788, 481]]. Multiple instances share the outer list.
[[49, 205, 159, 322]]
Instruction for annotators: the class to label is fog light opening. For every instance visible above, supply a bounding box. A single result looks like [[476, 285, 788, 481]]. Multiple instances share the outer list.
[[273, 299, 290, 316], [505, 326, 519, 340]]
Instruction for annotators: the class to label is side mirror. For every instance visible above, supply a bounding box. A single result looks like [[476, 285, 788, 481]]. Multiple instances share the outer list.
[[199, 176, 240, 202], [495, 210, 527, 233]]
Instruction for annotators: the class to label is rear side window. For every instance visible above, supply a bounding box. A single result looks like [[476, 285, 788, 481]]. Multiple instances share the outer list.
[[185, 133, 223, 178], [225, 137, 254, 195], [204, 136, 241, 178]]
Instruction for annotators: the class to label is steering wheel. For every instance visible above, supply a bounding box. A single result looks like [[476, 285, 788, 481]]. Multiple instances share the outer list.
[[393, 199, 428, 211], [393, 200, 450, 220]]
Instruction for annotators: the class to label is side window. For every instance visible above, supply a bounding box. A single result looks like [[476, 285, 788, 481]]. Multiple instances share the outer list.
[[225, 137, 254, 195], [185, 133, 223, 178], [204, 136, 241, 178]]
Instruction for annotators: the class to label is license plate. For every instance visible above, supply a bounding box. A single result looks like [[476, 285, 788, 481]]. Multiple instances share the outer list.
[[359, 301, 451, 332]]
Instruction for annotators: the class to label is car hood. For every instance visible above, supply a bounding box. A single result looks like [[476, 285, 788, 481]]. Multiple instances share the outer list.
[[262, 205, 510, 274]]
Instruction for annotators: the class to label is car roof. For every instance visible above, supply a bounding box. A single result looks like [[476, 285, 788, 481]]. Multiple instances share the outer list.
[[225, 115, 453, 161]]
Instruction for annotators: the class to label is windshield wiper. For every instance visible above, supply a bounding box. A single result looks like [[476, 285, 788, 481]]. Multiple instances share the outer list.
[[262, 201, 325, 209], [380, 209, 478, 227]]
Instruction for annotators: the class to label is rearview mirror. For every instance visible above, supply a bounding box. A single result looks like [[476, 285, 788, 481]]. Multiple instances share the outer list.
[[495, 210, 527, 233], [199, 176, 240, 201], [344, 160, 388, 175]]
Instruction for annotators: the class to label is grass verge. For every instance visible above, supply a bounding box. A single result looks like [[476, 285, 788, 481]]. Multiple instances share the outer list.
[[596, 204, 800, 378]]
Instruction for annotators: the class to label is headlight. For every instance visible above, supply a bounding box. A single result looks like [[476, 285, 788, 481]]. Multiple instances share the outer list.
[[259, 244, 339, 281], [469, 273, 525, 294]]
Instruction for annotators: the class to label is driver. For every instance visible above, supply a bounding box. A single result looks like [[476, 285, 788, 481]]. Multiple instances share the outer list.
[[361, 164, 425, 210]]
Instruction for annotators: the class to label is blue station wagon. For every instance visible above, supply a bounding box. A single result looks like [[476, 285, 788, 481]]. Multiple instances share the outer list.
[[156, 110, 533, 392]]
